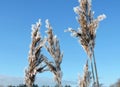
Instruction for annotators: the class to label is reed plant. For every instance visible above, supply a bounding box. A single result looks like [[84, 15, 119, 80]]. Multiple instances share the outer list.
[[78, 60, 91, 87], [65, 0, 106, 87], [25, 19, 63, 87], [25, 19, 48, 87], [43, 19, 63, 87]]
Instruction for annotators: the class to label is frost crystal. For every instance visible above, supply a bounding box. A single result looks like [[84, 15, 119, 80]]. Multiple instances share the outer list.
[[97, 14, 106, 21], [45, 19, 49, 28], [73, 6, 79, 14]]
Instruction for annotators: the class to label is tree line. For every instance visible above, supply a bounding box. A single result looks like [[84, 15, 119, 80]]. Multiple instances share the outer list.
[[7, 84, 71, 87]]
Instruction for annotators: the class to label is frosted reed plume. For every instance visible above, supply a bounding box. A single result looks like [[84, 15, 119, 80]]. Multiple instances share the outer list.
[[65, 0, 106, 86], [25, 19, 47, 87], [78, 60, 91, 87], [43, 19, 63, 87], [66, 0, 106, 58]]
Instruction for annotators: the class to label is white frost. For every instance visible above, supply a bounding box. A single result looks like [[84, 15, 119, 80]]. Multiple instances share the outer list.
[[45, 19, 49, 28], [97, 14, 106, 21], [73, 6, 79, 14]]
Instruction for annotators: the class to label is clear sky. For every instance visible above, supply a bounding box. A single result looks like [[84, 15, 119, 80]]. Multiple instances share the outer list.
[[0, 0, 120, 86]]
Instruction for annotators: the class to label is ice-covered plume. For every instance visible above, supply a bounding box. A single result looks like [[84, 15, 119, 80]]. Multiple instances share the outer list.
[[31, 19, 41, 39], [25, 19, 48, 87], [45, 19, 52, 29]]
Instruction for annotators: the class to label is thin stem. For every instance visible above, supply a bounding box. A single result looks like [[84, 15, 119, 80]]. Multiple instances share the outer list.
[[93, 51, 99, 87], [90, 59, 95, 85]]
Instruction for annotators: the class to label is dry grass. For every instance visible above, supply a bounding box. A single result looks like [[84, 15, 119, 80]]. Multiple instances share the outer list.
[[25, 19, 47, 87], [25, 19, 63, 87], [25, 0, 106, 86], [78, 60, 91, 87], [66, 0, 106, 58], [43, 19, 63, 87], [65, 0, 106, 87]]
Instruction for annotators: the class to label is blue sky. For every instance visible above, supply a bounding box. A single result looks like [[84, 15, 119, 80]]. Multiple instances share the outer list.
[[0, 0, 120, 86]]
